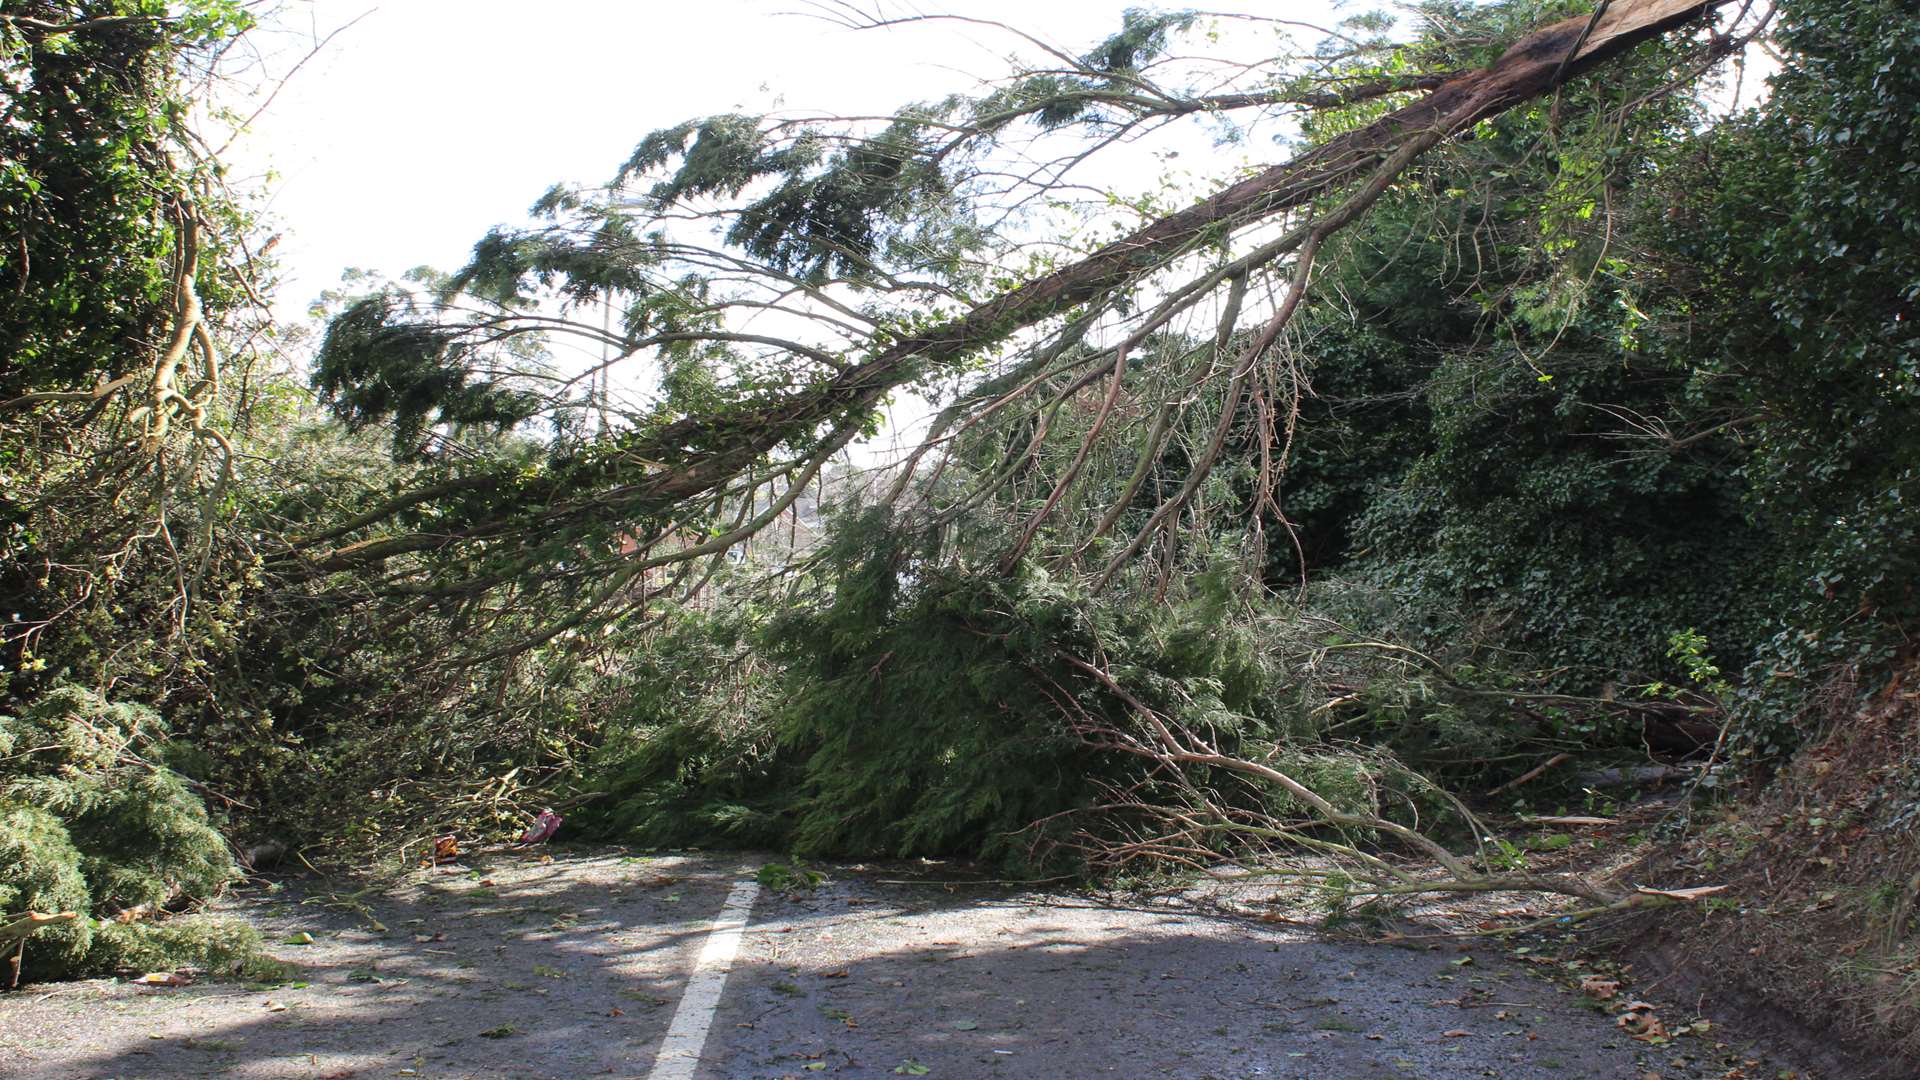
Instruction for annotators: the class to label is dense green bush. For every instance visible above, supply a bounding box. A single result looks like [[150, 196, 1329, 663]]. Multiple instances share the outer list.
[[1630, 0, 1920, 758], [0, 803, 94, 972], [1235, 0, 1920, 769], [0, 687, 268, 982], [1267, 99, 1781, 685]]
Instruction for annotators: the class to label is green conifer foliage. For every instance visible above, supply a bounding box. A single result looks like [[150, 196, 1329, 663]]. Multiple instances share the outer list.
[[582, 508, 1478, 872], [0, 803, 94, 972], [578, 606, 797, 849], [0, 687, 262, 982]]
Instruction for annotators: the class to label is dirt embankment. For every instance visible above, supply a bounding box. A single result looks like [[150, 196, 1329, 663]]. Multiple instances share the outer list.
[[1618, 662, 1920, 1077]]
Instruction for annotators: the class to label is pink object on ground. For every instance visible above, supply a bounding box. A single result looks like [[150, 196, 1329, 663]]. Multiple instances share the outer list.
[[519, 810, 563, 844]]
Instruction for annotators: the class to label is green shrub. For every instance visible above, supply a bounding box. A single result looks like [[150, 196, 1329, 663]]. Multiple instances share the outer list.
[[0, 686, 256, 982], [67, 768, 236, 911], [0, 803, 94, 972], [87, 918, 282, 980]]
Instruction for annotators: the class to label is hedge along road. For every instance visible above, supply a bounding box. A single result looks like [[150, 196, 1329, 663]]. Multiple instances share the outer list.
[[0, 849, 1802, 1079]]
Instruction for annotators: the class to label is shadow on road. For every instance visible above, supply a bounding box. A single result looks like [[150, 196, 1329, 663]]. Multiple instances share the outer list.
[[706, 878, 1690, 1080], [4, 851, 1788, 1080], [12, 850, 762, 1079]]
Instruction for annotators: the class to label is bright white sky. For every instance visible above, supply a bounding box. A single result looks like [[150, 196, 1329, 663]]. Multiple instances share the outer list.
[[224, 0, 1352, 463], [233, 1, 1320, 323], [229, 1, 1767, 335]]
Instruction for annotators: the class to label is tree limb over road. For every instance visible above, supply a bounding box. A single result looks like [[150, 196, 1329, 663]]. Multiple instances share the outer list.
[[299, 0, 1750, 625]]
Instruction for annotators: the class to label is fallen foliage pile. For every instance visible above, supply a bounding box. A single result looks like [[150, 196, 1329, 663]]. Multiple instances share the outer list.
[[0, 688, 272, 983]]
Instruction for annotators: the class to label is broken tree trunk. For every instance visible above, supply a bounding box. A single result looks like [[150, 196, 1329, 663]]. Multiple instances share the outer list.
[[2, 911, 77, 990], [633, 0, 1733, 495]]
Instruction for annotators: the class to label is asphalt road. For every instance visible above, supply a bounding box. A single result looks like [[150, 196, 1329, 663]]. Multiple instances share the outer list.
[[0, 850, 1802, 1079]]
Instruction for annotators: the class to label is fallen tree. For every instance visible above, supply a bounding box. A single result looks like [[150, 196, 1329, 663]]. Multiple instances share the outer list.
[[295, 0, 1760, 640], [261, 2, 1775, 903]]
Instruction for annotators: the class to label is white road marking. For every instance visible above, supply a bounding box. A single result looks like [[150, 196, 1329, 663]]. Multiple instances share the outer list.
[[647, 876, 761, 1080]]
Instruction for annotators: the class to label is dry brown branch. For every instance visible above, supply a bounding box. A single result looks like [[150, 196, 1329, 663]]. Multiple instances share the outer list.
[[1049, 650, 1623, 905]]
